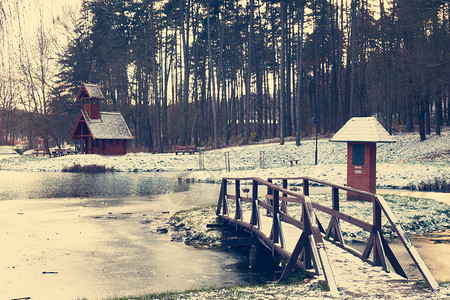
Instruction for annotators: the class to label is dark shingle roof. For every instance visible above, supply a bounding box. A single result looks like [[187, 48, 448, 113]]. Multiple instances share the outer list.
[[83, 83, 104, 99], [82, 111, 133, 140]]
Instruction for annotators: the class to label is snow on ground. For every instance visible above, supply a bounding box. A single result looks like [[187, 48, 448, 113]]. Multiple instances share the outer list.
[[0, 130, 449, 190]]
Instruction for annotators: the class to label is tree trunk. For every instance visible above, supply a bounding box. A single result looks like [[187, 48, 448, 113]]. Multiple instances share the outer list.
[[296, 4, 305, 146], [207, 0, 218, 149], [279, 0, 287, 145], [349, 0, 357, 118]]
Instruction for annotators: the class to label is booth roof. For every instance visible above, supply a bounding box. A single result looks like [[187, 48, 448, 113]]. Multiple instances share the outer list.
[[330, 117, 395, 143]]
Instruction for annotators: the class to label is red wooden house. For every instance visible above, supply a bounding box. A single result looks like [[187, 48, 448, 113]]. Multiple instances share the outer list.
[[69, 83, 133, 155]]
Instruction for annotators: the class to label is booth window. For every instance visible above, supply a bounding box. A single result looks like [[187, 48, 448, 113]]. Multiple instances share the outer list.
[[352, 144, 365, 165]]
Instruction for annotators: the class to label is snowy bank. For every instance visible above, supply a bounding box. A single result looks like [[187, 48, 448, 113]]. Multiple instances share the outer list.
[[0, 130, 449, 189]]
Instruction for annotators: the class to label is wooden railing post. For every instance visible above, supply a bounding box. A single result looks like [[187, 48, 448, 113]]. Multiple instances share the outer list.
[[325, 187, 345, 245], [372, 197, 386, 268], [272, 189, 280, 244], [281, 179, 288, 213], [250, 179, 260, 228], [303, 178, 309, 196], [363, 196, 388, 271], [267, 178, 273, 216], [235, 179, 242, 220], [223, 179, 228, 215], [217, 178, 228, 215], [270, 189, 284, 249], [332, 187, 339, 211]]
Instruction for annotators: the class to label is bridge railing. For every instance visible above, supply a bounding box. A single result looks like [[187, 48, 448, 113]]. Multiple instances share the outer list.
[[216, 176, 438, 291]]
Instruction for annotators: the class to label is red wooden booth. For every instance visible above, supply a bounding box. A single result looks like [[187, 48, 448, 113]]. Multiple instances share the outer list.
[[69, 83, 133, 155], [330, 117, 395, 200]]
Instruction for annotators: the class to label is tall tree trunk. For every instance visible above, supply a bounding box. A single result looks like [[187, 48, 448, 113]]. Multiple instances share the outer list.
[[279, 0, 287, 145], [435, 87, 442, 136], [296, 3, 305, 146], [181, 0, 190, 145], [244, 0, 254, 145], [149, 0, 161, 152], [349, 0, 357, 118], [207, 0, 218, 149]]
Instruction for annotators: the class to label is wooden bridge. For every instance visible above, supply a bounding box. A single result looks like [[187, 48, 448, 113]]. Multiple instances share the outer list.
[[214, 176, 439, 297]]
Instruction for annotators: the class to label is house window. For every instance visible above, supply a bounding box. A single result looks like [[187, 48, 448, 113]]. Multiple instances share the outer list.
[[352, 144, 365, 165], [92, 99, 98, 105], [83, 99, 90, 104]]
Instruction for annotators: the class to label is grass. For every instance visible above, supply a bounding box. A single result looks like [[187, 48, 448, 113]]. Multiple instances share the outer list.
[[106, 284, 267, 300], [62, 163, 114, 173], [407, 177, 450, 192]]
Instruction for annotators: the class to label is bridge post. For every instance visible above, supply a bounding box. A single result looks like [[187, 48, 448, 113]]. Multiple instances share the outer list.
[[217, 178, 228, 215], [270, 189, 284, 249], [373, 197, 388, 269], [302, 178, 309, 196], [235, 179, 242, 220], [250, 180, 260, 228], [325, 187, 345, 245], [281, 179, 288, 213], [267, 179, 273, 216], [362, 196, 389, 271]]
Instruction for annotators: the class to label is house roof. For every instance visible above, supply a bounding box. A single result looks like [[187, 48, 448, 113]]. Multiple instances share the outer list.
[[82, 111, 133, 140], [83, 83, 104, 99], [329, 117, 395, 143]]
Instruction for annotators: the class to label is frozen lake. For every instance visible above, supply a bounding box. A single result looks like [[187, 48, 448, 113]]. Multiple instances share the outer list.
[[0, 171, 267, 299]]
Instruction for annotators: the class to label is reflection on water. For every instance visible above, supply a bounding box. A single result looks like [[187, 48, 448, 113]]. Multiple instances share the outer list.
[[0, 171, 190, 200]]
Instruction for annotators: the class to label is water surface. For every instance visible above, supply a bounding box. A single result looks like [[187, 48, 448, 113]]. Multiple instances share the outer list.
[[0, 171, 265, 300]]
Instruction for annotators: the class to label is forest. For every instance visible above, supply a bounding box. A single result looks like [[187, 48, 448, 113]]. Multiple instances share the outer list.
[[0, 0, 449, 152]]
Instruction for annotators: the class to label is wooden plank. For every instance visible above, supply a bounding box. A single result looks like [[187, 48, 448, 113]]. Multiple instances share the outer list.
[[240, 196, 252, 203], [312, 202, 373, 232], [235, 180, 242, 221], [302, 196, 339, 296], [362, 234, 374, 260], [279, 211, 304, 230], [266, 194, 302, 203], [250, 180, 260, 229], [258, 199, 274, 213], [216, 180, 225, 215], [379, 233, 407, 278], [374, 231, 389, 272]]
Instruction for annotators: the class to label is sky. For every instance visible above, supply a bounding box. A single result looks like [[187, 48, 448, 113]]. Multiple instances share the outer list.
[[0, 0, 82, 76]]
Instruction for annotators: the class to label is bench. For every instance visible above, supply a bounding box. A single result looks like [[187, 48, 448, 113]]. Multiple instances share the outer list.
[[174, 146, 198, 155], [51, 149, 68, 157], [289, 159, 300, 167], [33, 149, 47, 157]]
